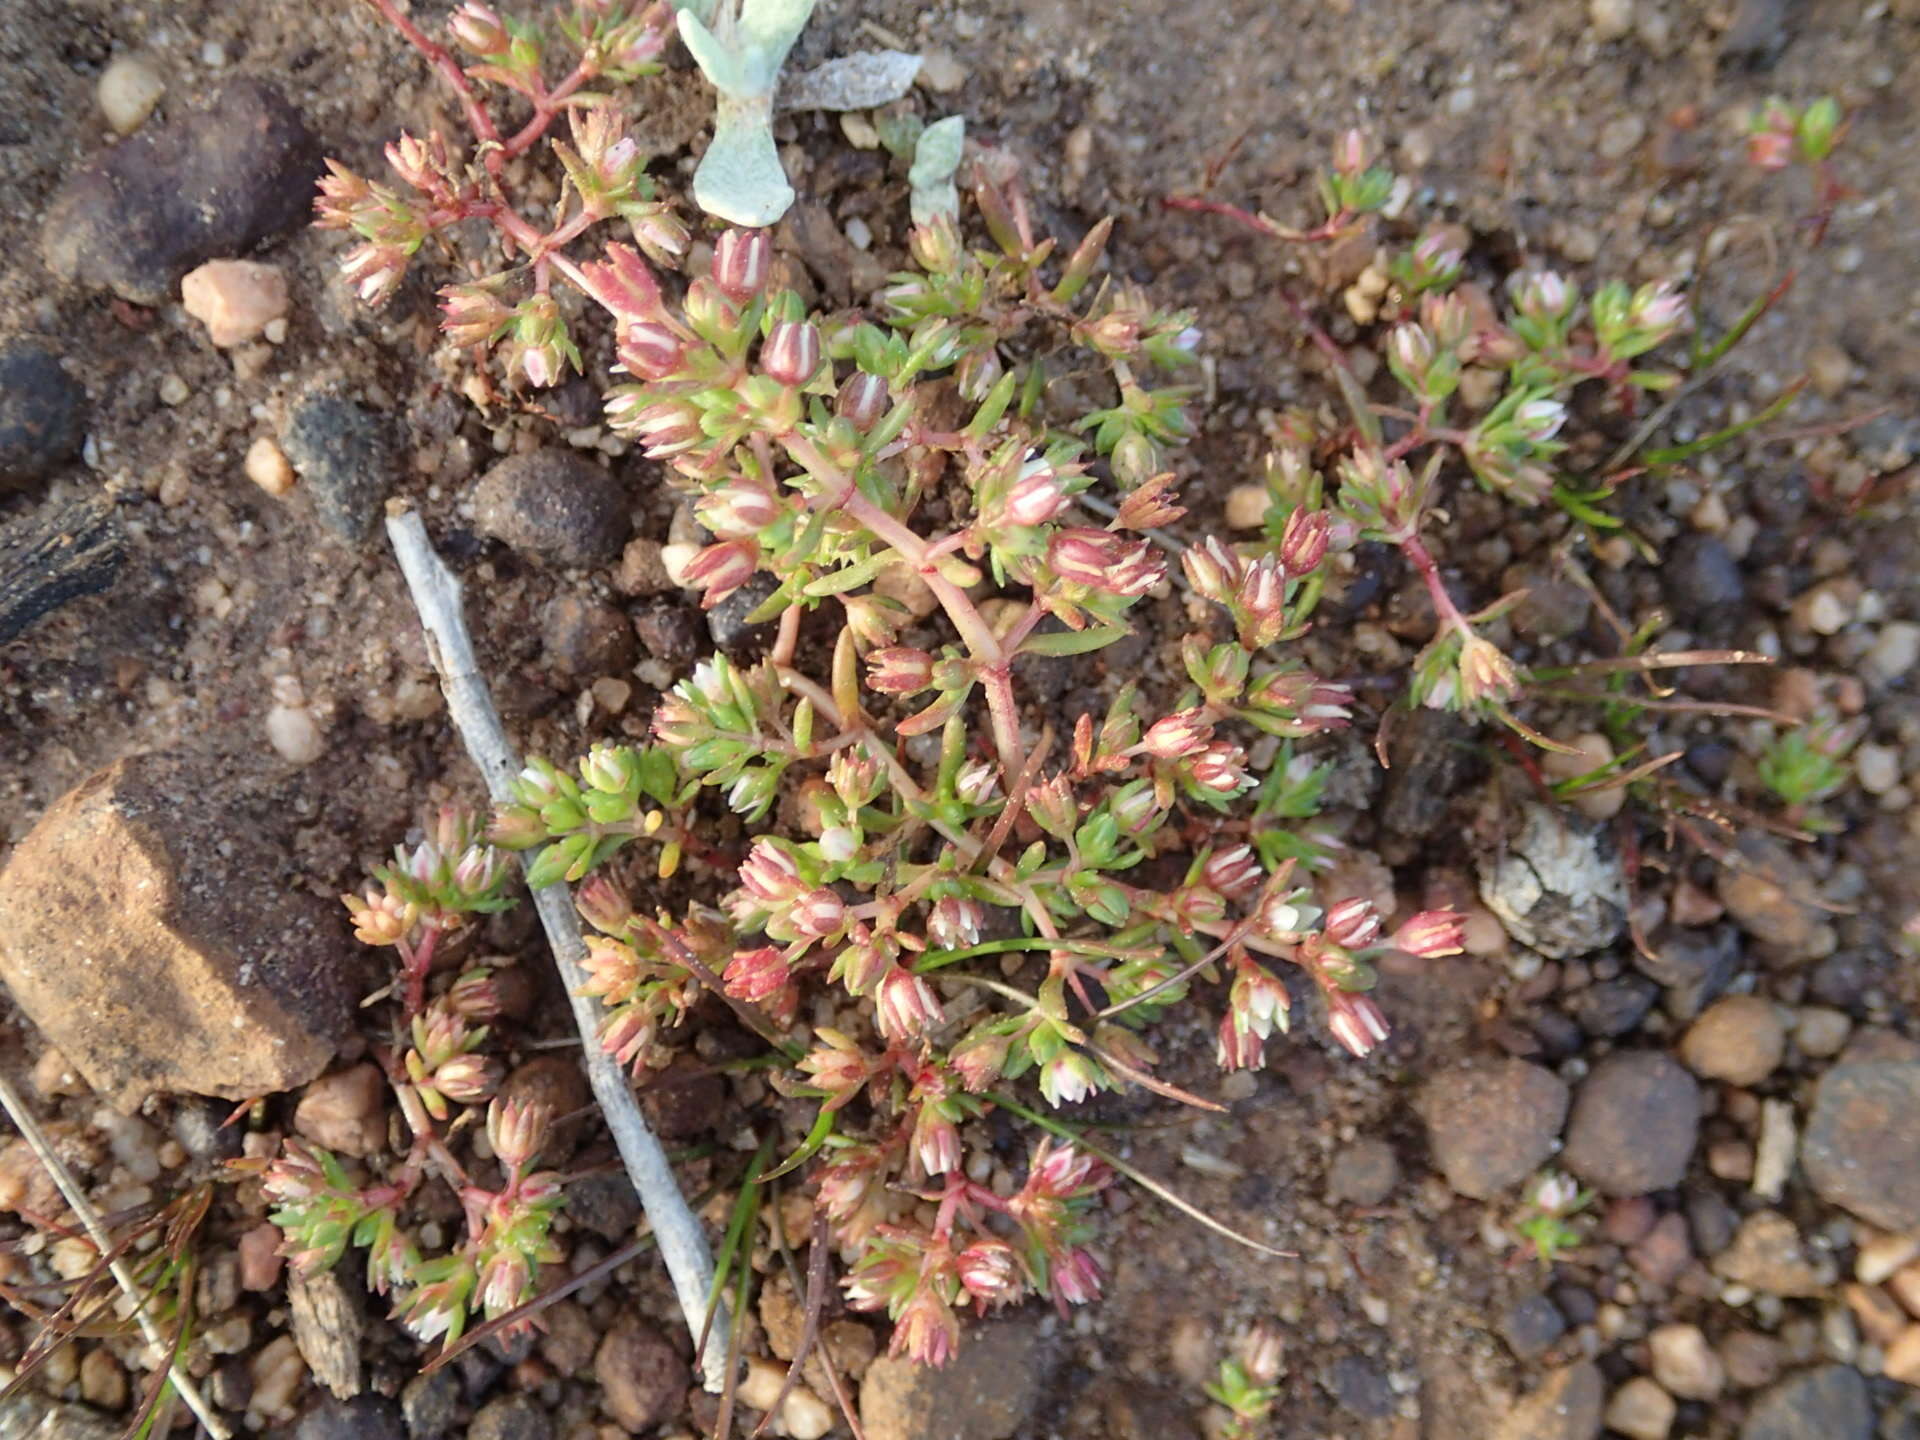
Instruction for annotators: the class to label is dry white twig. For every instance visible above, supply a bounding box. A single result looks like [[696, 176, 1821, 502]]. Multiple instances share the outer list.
[[0, 1072, 231, 1438], [385, 508, 731, 1391]]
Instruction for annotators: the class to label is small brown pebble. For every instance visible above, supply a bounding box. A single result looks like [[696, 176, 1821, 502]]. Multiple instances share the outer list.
[[1843, 1283, 1908, 1346], [1604, 1376, 1674, 1440], [1718, 1330, 1782, 1390], [293, 1062, 388, 1158], [245, 435, 296, 496], [79, 1345, 128, 1410], [1648, 1322, 1723, 1400], [238, 1219, 286, 1291], [181, 259, 288, 347], [1885, 1325, 1920, 1386], [1680, 995, 1786, 1086]]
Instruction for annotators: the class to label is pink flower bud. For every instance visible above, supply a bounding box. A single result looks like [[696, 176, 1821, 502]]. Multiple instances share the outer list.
[[1187, 740, 1250, 796], [434, 1052, 502, 1105], [761, 320, 822, 387], [712, 228, 771, 301], [949, 1028, 1011, 1091], [1392, 909, 1467, 958], [340, 242, 408, 307], [1229, 955, 1291, 1038], [486, 1096, 552, 1171], [1048, 529, 1165, 596], [478, 1249, 529, 1316], [1182, 536, 1244, 604], [1238, 555, 1286, 624], [957, 1241, 1021, 1306], [1280, 508, 1331, 575], [384, 132, 443, 193], [1142, 707, 1213, 760], [683, 539, 760, 608], [725, 946, 791, 1005], [1389, 323, 1434, 379], [1216, 1014, 1264, 1070], [1747, 128, 1794, 171], [1333, 128, 1369, 178], [912, 1109, 962, 1176], [1327, 992, 1390, 1058], [739, 838, 806, 904], [697, 477, 782, 537], [1052, 1247, 1104, 1305], [580, 242, 662, 323], [1203, 845, 1263, 899], [1001, 458, 1070, 527], [611, 397, 703, 456], [792, 888, 846, 939], [1323, 897, 1383, 950], [955, 761, 999, 806], [448, 1, 510, 54], [928, 896, 982, 950], [865, 646, 935, 695], [874, 966, 943, 1040], [836, 371, 889, 429], [618, 320, 684, 380]]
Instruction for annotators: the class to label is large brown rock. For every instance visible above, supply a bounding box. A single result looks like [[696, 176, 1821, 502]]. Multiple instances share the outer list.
[[860, 1316, 1052, 1440], [1801, 1062, 1920, 1232], [0, 752, 356, 1109]]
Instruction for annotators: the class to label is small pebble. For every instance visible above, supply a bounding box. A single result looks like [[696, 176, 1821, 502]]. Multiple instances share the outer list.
[[98, 54, 166, 135], [1599, 114, 1647, 160], [1679, 994, 1786, 1086], [1854, 743, 1899, 795], [245, 435, 296, 496], [266, 677, 324, 765], [1225, 483, 1269, 530], [157, 373, 190, 406], [293, 1062, 388, 1157], [181, 259, 288, 347], [1856, 1234, 1919, 1286], [1541, 732, 1623, 820], [1588, 0, 1635, 38], [1605, 1376, 1674, 1440], [918, 49, 967, 91], [1865, 622, 1919, 682], [79, 1345, 128, 1410], [1805, 341, 1852, 400], [1649, 1323, 1724, 1400]]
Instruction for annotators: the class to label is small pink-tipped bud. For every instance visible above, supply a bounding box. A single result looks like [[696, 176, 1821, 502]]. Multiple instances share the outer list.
[[580, 242, 661, 323], [1458, 634, 1521, 706], [1203, 845, 1263, 900], [1048, 528, 1164, 596], [1053, 1247, 1104, 1305], [949, 1028, 1012, 1091], [836, 371, 889, 429], [791, 888, 846, 939], [761, 320, 822, 387], [486, 1095, 553, 1171], [697, 477, 782, 537], [1001, 458, 1070, 527], [1392, 909, 1467, 958], [724, 946, 791, 1005], [340, 242, 408, 308], [1389, 323, 1434, 379], [477, 1249, 530, 1317], [434, 1052, 503, 1105], [384, 132, 443, 193], [1216, 1014, 1264, 1071], [449, 1, 510, 55], [739, 839, 806, 904], [712, 228, 772, 301], [954, 761, 999, 806], [865, 647, 935, 695], [913, 1109, 962, 1176], [874, 966, 943, 1040], [618, 320, 684, 380], [683, 539, 760, 609], [1280, 508, 1331, 575], [575, 874, 635, 934], [1509, 269, 1575, 323], [1240, 1325, 1285, 1386], [927, 896, 983, 950], [1322, 897, 1383, 950], [440, 283, 512, 349], [1333, 128, 1369, 178], [1141, 707, 1214, 760], [957, 1240, 1021, 1306], [1187, 740, 1251, 796], [1628, 280, 1688, 336], [1327, 993, 1391, 1058], [1182, 536, 1244, 604]]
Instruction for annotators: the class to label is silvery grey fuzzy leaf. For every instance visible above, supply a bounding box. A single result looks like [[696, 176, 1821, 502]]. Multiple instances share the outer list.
[[778, 49, 923, 112]]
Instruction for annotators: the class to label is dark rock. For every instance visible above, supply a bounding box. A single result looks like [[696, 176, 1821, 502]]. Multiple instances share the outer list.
[[1739, 1365, 1872, 1440], [1495, 1361, 1603, 1440], [540, 593, 637, 678], [467, 1395, 552, 1440], [41, 79, 321, 305], [1508, 568, 1591, 643], [566, 1166, 642, 1241], [280, 390, 397, 541], [1328, 1355, 1393, 1418], [633, 601, 703, 662], [1565, 975, 1658, 1038], [1421, 1059, 1569, 1199], [1684, 740, 1735, 788], [1382, 709, 1482, 839], [1719, 0, 1794, 67], [1086, 1378, 1202, 1440], [1809, 952, 1875, 1009], [706, 571, 781, 651], [1479, 802, 1626, 959], [293, 1395, 406, 1440], [399, 1367, 462, 1439], [1500, 1293, 1566, 1360], [171, 1097, 244, 1162], [1634, 926, 1739, 1021], [1326, 1137, 1399, 1206], [1629, 1212, 1693, 1288], [636, 1054, 727, 1139], [1801, 1062, 1920, 1231], [1662, 535, 1744, 622], [860, 1315, 1052, 1440], [472, 450, 629, 567], [0, 340, 87, 491], [0, 497, 126, 645], [593, 1315, 688, 1433], [0, 751, 356, 1109], [1528, 1007, 1586, 1061], [1686, 1188, 1737, 1256], [1561, 1052, 1699, 1196], [1550, 1284, 1597, 1326]]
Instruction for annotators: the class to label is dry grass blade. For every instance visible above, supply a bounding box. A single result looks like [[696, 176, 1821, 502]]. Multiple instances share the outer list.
[[0, 1073, 230, 1440]]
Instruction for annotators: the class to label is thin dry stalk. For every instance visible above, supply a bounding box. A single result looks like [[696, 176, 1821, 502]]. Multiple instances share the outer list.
[[385, 508, 731, 1391], [0, 1073, 230, 1439]]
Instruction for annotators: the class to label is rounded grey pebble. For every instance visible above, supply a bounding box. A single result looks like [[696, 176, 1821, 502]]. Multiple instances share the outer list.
[[472, 450, 630, 568], [0, 340, 88, 491], [467, 1394, 553, 1440]]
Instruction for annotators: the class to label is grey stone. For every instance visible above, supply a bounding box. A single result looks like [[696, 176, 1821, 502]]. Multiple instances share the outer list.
[[1739, 1365, 1871, 1440], [467, 1395, 552, 1440], [280, 390, 397, 542], [706, 571, 781, 652], [1422, 1059, 1569, 1199], [1500, 1292, 1567, 1360], [1802, 1062, 1920, 1232], [0, 339, 87, 491], [292, 1395, 406, 1440], [473, 450, 629, 568], [1561, 1052, 1699, 1196], [1479, 802, 1626, 959], [861, 1315, 1052, 1440], [1662, 534, 1744, 621], [42, 79, 320, 305]]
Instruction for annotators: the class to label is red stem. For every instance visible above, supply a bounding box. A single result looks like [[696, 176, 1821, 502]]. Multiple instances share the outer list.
[[365, 0, 504, 164]]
